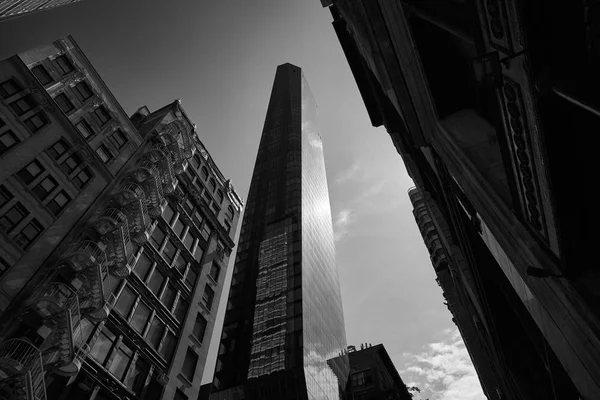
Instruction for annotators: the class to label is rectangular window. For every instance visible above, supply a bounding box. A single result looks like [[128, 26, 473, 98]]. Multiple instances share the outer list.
[[209, 262, 220, 282], [48, 138, 71, 160], [24, 112, 48, 132], [193, 245, 203, 262], [75, 119, 93, 138], [0, 202, 28, 232], [146, 317, 165, 349], [115, 285, 136, 318], [109, 129, 127, 150], [161, 284, 177, 310], [174, 389, 188, 400], [73, 81, 93, 102], [174, 253, 187, 272], [124, 357, 150, 396], [31, 176, 58, 200], [90, 327, 116, 365], [17, 160, 44, 184], [174, 297, 188, 322], [73, 167, 93, 189], [172, 219, 185, 238], [108, 341, 133, 380], [162, 240, 177, 264], [10, 96, 35, 116], [192, 314, 207, 343], [159, 330, 177, 363], [47, 191, 71, 215], [192, 211, 203, 227], [130, 301, 151, 334], [60, 153, 83, 175], [134, 253, 152, 280], [0, 130, 19, 155], [162, 204, 174, 224], [185, 267, 198, 290], [13, 218, 43, 250], [182, 349, 198, 382], [54, 93, 74, 113], [351, 370, 372, 387], [200, 224, 211, 241], [55, 55, 75, 75], [0, 78, 22, 98], [0, 185, 13, 208], [150, 226, 166, 249], [183, 199, 194, 215], [95, 144, 113, 164], [32, 65, 53, 85], [210, 203, 220, 215], [183, 232, 194, 251], [148, 269, 165, 297], [93, 106, 111, 126], [224, 220, 232, 234], [202, 284, 215, 310]]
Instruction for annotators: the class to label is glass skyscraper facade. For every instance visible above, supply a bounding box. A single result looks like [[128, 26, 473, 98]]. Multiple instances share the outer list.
[[210, 63, 349, 400]]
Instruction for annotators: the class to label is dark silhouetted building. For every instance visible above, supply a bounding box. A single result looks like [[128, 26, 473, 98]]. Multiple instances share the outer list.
[[0, 0, 85, 22], [322, 1, 597, 399], [208, 63, 349, 400], [0, 36, 242, 400]]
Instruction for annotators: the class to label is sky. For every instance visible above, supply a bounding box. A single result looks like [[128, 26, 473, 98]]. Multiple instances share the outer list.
[[0, 1, 485, 399]]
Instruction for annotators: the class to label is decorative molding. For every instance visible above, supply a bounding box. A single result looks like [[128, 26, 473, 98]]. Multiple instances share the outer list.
[[500, 78, 546, 236], [481, 0, 513, 53], [62, 71, 85, 87]]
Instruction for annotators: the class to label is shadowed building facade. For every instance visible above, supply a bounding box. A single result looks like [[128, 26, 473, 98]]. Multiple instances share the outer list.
[[0, 36, 242, 400], [321, 0, 597, 399], [208, 63, 349, 400], [0, 0, 83, 22]]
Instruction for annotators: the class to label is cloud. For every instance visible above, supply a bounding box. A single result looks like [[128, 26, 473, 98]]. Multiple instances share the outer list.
[[336, 162, 361, 184], [401, 328, 486, 400], [333, 208, 353, 241]]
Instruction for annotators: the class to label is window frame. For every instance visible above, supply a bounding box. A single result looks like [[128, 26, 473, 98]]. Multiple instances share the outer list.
[[54, 93, 75, 114], [0, 130, 19, 155], [31, 65, 54, 86], [55, 55, 75, 75]]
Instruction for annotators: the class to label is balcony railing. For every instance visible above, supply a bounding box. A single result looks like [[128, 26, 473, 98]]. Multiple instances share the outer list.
[[146, 144, 177, 193], [93, 208, 132, 277], [0, 339, 46, 400], [113, 183, 153, 243], [62, 240, 107, 273]]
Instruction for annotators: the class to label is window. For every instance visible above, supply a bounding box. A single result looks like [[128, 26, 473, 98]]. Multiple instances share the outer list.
[[32, 176, 58, 200], [351, 370, 372, 387], [134, 253, 152, 280], [174, 253, 187, 272], [10, 96, 35, 116], [150, 226, 166, 248], [224, 220, 232, 234], [174, 389, 188, 400], [161, 284, 177, 310], [75, 119, 93, 138], [73, 167, 93, 189], [115, 286, 136, 317], [17, 160, 44, 184], [200, 166, 208, 180], [95, 144, 113, 164], [208, 178, 216, 192], [159, 330, 177, 363], [54, 93, 74, 113], [60, 153, 83, 175], [200, 223, 211, 241], [209, 263, 220, 282], [174, 297, 188, 322], [210, 202, 220, 215], [183, 232, 194, 251], [183, 199, 194, 215], [0, 130, 19, 155], [130, 301, 151, 334], [193, 245, 203, 262], [185, 267, 198, 290], [146, 317, 165, 349], [109, 129, 127, 150], [0, 185, 12, 208], [192, 314, 207, 343], [0, 202, 28, 232], [73, 81, 93, 102], [216, 190, 224, 204], [47, 191, 71, 215], [108, 341, 133, 380], [202, 284, 215, 310], [192, 211, 203, 227], [227, 206, 234, 220], [0, 78, 22, 98], [148, 269, 165, 297], [93, 106, 111, 126], [48, 139, 71, 160], [55, 55, 74, 75], [162, 240, 177, 264], [191, 155, 201, 169], [13, 219, 43, 250], [32, 65, 53, 85], [162, 204, 175, 224], [24, 112, 48, 132], [125, 357, 150, 396], [182, 349, 198, 381], [90, 327, 116, 364], [172, 219, 185, 238]]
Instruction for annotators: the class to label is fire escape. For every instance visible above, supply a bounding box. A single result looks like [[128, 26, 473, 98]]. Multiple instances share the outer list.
[[93, 208, 135, 278], [0, 339, 46, 400]]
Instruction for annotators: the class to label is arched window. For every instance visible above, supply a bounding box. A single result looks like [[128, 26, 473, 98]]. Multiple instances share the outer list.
[[201, 166, 208, 180], [226, 206, 234, 220], [209, 178, 216, 192], [192, 155, 201, 170], [216, 190, 224, 204]]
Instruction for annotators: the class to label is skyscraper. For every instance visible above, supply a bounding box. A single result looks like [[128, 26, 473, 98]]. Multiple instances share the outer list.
[[0, 0, 84, 22], [209, 63, 349, 400]]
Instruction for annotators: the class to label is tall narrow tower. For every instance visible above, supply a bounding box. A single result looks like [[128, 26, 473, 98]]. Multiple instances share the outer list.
[[0, 0, 85, 22], [210, 63, 349, 400]]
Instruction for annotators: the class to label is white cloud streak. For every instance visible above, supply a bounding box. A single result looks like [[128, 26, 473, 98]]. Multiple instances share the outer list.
[[333, 208, 353, 241], [335, 162, 361, 184]]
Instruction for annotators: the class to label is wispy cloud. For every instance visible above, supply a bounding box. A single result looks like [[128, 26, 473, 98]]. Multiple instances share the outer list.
[[335, 162, 361, 184], [333, 208, 354, 241], [400, 328, 485, 400]]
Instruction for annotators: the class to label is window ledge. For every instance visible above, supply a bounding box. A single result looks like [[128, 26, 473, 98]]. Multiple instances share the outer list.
[[176, 373, 193, 389], [198, 301, 211, 316], [188, 333, 204, 348], [206, 274, 218, 286]]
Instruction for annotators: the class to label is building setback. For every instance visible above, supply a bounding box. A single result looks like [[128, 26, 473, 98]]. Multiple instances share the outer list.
[[0, 0, 83, 22], [207, 63, 349, 400], [0, 36, 243, 400], [321, 0, 597, 399]]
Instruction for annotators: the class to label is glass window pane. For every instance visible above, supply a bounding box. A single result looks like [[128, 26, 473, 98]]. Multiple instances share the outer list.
[[146, 317, 165, 349], [130, 302, 151, 334], [90, 327, 115, 365], [124, 357, 150, 395], [193, 246, 203, 262], [162, 240, 177, 264], [159, 330, 177, 363], [173, 219, 185, 238], [192, 315, 207, 343], [134, 253, 152, 280], [108, 342, 133, 380], [182, 349, 198, 381], [150, 226, 165, 249], [147, 269, 165, 297], [185, 268, 198, 290], [200, 224, 211, 241], [161, 285, 177, 310], [174, 297, 188, 322], [162, 205, 174, 223], [183, 233, 194, 251], [202, 285, 214, 310], [115, 286, 136, 317]]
